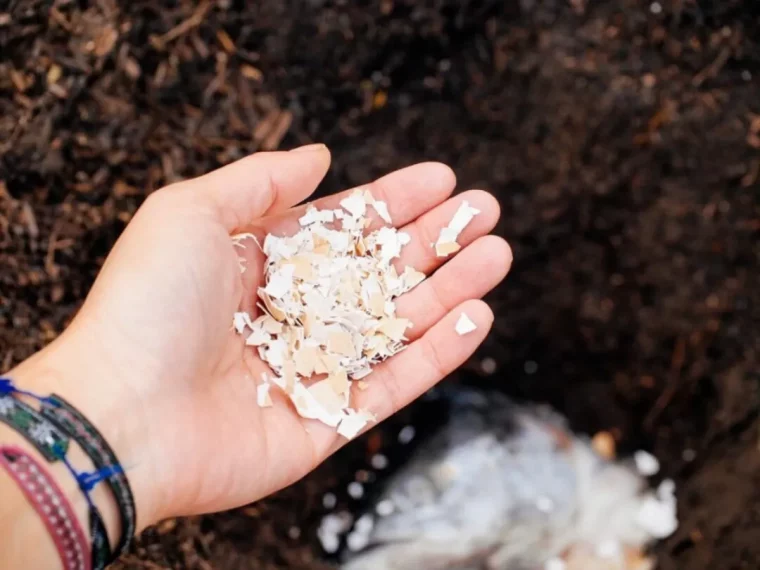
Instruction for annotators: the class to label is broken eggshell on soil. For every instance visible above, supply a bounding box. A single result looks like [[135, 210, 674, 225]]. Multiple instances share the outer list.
[[336, 388, 678, 570], [231, 190, 477, 439]]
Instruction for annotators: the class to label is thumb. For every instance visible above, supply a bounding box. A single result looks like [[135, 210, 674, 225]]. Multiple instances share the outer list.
[[183, 144, 331, 231]]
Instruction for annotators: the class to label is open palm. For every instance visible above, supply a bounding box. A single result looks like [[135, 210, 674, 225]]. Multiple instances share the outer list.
[[29, 146, 512, 529]]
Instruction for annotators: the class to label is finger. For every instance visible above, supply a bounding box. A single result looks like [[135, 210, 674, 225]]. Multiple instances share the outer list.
[[232, 189, 499, 310], [256, 162, 456, 236], [393, 190, 501, 275], [396, 235, 512, 340], [233, 161, 456, 298], [184, 145, 332, 231], [353, 299, 495, 424]]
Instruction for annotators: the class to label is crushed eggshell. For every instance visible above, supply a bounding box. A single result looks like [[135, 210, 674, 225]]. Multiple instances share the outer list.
[[232, 189, 425, 438], [318, 512, 354, 554], [455, 312, 477, 335], [338, 409, 377, 440], [435, 200, 480, 257], [636, 479, 678, 539], [257, 382, 273, 408], [545, 558, 567, 570], [595, 540, 623, 560], [633, 450, 660, 476], [233, 311, 255, 334], [562, 544, 655, 570], [366, 191, 392, 224], [231, 233, 258, 273]]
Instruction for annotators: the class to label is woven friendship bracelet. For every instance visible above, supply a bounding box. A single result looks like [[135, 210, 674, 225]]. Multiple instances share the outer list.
[[81, 483, 112, 570], [0, 394, 70, 461], [41, 394, 136, 558], [0, 386, 113, 569], [0, 445, 91, 570]]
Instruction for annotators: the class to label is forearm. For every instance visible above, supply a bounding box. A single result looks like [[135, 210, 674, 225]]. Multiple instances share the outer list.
[[0, 423, 66, 569], [1, 333, 168, 568]]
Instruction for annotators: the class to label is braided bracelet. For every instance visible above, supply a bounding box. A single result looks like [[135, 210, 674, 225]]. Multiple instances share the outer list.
[[0, 445, 91, 570], [41, 393, 136, 558], [0, 394, 70, 461], [0, 387, 117, 569]]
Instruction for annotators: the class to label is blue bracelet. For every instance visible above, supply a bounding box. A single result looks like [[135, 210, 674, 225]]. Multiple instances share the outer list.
[[0, 377, 133, 568]]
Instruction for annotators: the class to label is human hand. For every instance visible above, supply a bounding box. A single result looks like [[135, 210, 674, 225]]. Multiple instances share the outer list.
[[9, 145, 512, 532]]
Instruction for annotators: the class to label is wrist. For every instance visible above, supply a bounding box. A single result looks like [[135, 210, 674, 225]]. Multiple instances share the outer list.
[[0, 426, 69, 570], [6, 328, 169, 535]]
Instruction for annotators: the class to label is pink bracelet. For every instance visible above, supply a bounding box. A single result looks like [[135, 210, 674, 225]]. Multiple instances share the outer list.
[[0, 445, 91, 570]]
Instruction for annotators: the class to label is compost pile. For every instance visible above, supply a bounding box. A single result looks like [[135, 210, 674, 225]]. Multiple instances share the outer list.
[[1, 1, 758, 569]]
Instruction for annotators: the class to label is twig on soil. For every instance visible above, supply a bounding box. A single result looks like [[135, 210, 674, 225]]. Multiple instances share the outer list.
[[644, 337, 686, 430], [2, 351, 13, 372], [117, 556, 168, 569], [45, 223, 74, 278], [20, 202, 38, 239], [261, 110, 294, 151], [741, 159, 760, 187], [692, 47, 731, 87], [150, 2, 211, 51], [48, 6, 73, 32]]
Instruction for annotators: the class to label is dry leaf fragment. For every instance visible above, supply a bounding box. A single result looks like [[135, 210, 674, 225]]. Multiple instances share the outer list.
[[241, 64, 263, 81], [47, 64, 62, 85], [455, 312, 477, 335]]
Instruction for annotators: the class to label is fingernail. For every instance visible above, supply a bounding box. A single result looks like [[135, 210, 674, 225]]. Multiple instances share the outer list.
[[291, 143, 327, 153]]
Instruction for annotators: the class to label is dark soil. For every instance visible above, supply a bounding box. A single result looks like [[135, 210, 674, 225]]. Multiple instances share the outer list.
[[2, 1, 759, 569]]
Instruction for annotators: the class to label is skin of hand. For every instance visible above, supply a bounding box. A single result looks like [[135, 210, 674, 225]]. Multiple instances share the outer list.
[[5, 144, 513, 545]]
